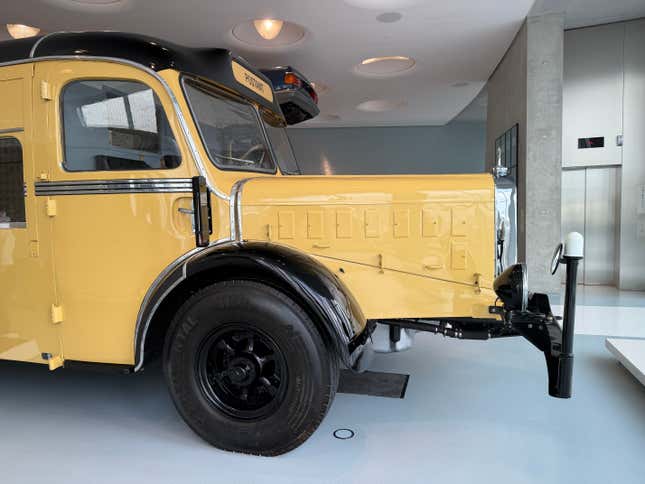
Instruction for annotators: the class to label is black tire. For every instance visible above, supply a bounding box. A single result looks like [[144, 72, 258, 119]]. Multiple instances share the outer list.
[[163, 280, 339, 456]]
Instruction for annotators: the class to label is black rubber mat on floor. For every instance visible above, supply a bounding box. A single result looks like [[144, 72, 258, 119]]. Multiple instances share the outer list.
[[338, 370, 410, 399]]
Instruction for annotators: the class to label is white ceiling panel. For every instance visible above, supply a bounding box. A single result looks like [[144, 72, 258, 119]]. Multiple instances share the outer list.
[[0, 0, 535, 126]]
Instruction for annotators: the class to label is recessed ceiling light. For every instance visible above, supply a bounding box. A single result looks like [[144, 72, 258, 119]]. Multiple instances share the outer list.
[[355, 56, 415, 76], [232, 20, 305, 48], [356, 99, 406, 112], [376, 12, 402, 23], [344, 0, 420, 9], [6, 24, 40, 39], [253, 19, 284, 40]]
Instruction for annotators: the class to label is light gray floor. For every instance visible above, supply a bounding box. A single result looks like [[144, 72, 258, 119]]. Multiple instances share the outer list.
[[1, 332, 644, 484], [550, 284, 645, 307]]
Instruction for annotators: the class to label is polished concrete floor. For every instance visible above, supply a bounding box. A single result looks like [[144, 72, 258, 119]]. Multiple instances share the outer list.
[[1, 288, 645, 484], [550, 284, 645, 307]]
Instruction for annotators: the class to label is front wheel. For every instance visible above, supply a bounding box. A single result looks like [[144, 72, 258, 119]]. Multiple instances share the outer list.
[[163, 280, 339, 456]]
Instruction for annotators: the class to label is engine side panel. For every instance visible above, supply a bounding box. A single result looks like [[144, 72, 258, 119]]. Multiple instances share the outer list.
[[238, 174, 498, 320]]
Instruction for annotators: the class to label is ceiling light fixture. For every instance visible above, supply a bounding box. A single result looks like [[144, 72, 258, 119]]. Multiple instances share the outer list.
[[356, 99, 406, 112], [253, 19, 284, 40], [361, 55, 409, 65], [6, 23, 40, 39], [232, 20, 305, 48], [355, 56, 415, 76]]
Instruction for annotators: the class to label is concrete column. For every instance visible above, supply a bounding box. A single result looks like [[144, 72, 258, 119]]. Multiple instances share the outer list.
[[525, 13, 564, 293], [487, 13, 564, 293]]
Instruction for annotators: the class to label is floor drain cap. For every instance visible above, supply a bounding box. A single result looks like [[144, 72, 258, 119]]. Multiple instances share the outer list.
[[333, 428, 355, 440]]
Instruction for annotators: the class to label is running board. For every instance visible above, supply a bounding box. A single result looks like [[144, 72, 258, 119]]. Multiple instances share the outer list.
[[338, 370, 410, 399]]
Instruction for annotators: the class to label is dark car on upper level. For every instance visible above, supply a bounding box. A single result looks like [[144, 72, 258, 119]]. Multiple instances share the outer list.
[[261, 66, 320, 125]]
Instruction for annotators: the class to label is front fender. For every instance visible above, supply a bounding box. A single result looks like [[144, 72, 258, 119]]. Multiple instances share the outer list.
[[134, 242, 368, 370]]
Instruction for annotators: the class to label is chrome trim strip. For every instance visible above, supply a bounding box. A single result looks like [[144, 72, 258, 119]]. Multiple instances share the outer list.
[[0, 222, 27, 229], [521, 262, 528, 313], [229, 177, 255, 241], [172, 86, 229, 200], [0, 54, 229, 201], [0, 128, 24, 134], [36, 178, 192, 186], [133, 238, 230, 372], [29, 32, 58, 58], [35, 178, 193, 196], [36, 188, 193, 196]]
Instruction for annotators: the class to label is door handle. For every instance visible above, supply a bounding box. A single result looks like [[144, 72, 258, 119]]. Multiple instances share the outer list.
[[178, 207, 194, 215]]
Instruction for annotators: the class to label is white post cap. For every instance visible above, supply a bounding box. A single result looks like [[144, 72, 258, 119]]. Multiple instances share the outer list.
[[564, 232, 584, 258]]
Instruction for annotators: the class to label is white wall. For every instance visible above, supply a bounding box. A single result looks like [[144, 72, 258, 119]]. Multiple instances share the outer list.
[[287, 122, 486, 175], [563, 24, 624, 168]]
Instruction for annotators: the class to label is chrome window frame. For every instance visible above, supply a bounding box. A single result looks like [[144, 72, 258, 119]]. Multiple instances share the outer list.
[[180, 75, 277, 175]]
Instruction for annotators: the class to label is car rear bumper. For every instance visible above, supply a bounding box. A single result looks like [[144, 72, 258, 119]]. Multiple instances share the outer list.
[[275, 88, 320, 125]]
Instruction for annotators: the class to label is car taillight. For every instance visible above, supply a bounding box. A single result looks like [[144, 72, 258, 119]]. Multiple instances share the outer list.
[[284, 72, 302, 88], [309, 88, 318, 105]]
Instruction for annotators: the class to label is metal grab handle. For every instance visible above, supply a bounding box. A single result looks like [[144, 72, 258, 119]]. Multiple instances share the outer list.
[[178, 207, 194, 215]]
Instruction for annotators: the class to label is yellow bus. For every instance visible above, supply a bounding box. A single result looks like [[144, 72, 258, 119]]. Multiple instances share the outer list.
[[0, 31, 582, 456]]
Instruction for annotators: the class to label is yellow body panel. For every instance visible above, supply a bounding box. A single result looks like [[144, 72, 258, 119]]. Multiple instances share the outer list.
[[33, 61, 203, 364], [238, 175, 497, 319], [0, 57, 499, 369], [0, 64, 61, 363]]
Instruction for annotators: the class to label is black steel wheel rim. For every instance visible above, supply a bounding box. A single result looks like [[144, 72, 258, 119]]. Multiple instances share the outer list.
[[196, 324, 288, 420]]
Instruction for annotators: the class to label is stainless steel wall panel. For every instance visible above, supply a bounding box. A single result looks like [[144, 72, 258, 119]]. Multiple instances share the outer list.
[[561, 168, 586, 282], [584, 167, 619, 285], [618, 19, 645, 290]]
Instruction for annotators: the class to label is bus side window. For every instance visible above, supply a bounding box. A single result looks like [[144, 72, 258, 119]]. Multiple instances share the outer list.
[[0, 137, 26, 228], [61, 80, 181, 172]]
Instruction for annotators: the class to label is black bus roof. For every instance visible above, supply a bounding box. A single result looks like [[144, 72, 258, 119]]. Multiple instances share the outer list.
[[0, 31, 281, 114]]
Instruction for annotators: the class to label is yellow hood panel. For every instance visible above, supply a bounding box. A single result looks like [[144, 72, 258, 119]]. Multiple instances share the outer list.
[[238, 174, 497, 319]]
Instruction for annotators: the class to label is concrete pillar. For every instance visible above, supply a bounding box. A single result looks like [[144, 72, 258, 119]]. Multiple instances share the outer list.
[[525, 14, 564, 293], [487, 13, 564, 293]]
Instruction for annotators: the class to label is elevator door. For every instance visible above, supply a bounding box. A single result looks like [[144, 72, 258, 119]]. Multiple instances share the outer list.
[[561, 166, 620, 285]]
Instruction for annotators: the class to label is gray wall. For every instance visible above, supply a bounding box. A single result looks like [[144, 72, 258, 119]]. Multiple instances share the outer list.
[[486, 21, 528, 258], [487, 14, 564, 293], [287, 122, 486, 175]]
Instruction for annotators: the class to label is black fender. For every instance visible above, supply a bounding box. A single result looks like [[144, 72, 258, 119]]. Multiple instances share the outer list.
[[134, 241, 368, 370]]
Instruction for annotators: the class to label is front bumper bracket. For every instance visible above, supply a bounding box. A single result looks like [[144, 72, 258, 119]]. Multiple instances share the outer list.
[[510, 254, 582, 398]]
